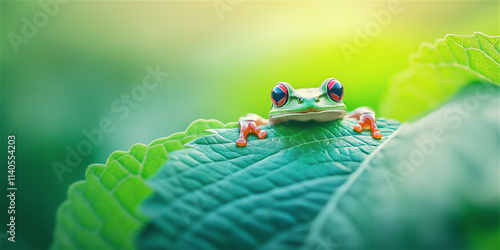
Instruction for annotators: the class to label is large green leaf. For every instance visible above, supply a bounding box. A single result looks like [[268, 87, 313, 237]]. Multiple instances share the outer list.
[[51, 120, 237, 250], [381, 32, 499, 121], [304, 82, 499, 249], [136, 118, 401, 249]]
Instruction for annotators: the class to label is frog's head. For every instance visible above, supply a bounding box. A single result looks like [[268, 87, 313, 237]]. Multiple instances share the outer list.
[[268, 78, 347, 124]]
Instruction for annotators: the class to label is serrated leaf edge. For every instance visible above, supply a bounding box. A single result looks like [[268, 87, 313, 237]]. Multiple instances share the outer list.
[[51, 119, 234, 249], [409, 32, 500, 83]]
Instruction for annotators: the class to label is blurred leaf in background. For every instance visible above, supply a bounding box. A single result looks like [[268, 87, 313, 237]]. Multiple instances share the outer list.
[[381, 32, 500, 121], [0, 0, 498, 249]]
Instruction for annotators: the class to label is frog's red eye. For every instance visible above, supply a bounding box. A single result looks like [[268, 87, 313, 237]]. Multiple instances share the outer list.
[[271, 84, 289, 107], [327, 79, 344, 102]]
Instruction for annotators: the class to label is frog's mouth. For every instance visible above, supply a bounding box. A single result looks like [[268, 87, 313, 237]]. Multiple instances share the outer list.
[[295, 107, 330, 113], [269, 108, 347, 124]]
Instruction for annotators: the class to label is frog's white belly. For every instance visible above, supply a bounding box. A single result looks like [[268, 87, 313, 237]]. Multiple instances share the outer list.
[[269, 109, 347, 124]]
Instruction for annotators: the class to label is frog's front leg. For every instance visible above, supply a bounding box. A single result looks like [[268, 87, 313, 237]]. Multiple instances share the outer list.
[[236, 113, 268, 147], [346, 107, 382, 139]]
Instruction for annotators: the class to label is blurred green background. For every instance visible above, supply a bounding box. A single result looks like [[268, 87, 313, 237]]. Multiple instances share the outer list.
[[1, 0, 498, 249]]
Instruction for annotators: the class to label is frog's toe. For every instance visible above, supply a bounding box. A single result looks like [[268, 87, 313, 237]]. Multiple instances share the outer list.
[[372, 129, 382, 139], [257, 130, 267, 139], [353, 124, 363, 133], [236, 138, 247, 147]]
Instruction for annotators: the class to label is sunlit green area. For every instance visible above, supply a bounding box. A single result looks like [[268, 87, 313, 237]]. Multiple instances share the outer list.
[[1, 1, 498, 249]]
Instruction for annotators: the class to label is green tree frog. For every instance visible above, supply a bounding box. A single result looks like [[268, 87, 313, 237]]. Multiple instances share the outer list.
[[236, 78, 383, 146]]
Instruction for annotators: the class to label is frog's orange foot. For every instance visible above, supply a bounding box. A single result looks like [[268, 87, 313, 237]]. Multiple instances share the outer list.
[[352, 112, 382, 140], [236, 119, 267, 147]]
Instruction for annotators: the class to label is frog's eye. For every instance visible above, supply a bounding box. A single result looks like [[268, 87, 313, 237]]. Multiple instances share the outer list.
[[271, 84, 289, 107], [327, 79, 344, 102]]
